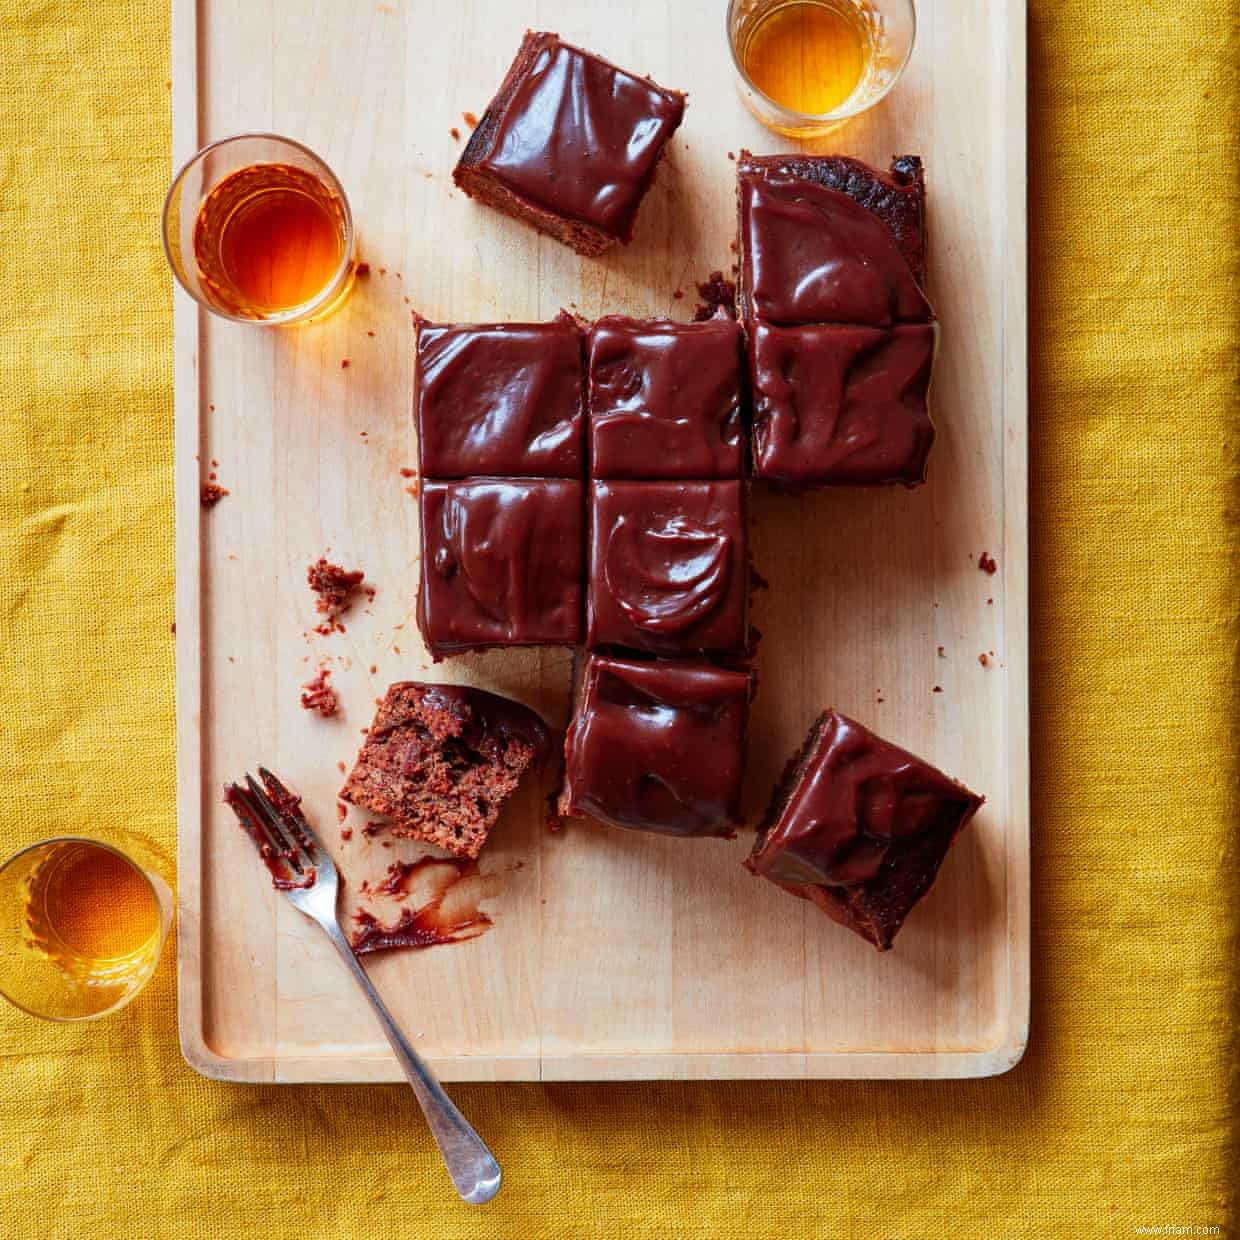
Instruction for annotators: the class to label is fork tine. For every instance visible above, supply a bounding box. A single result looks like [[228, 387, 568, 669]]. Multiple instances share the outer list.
[[225, 781, 274, 852], [225, 780, 298, 872], [256, 765, 295, 801], [244, 773, 309, 871], [256, 767, 322, 863]]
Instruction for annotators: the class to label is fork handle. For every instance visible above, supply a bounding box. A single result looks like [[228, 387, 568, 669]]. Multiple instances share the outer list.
[[322, 920, 502, 1205]]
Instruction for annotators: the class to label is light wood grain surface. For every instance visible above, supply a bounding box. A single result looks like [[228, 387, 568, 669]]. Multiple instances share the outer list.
[[175, 0, 1028, 1082]]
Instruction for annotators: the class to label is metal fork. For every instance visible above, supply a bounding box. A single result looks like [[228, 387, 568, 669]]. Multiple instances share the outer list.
[[224, 767, 502, 1206]]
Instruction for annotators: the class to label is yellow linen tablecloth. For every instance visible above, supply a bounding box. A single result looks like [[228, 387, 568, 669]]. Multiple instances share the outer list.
[[0, 1, 1236, 1236]]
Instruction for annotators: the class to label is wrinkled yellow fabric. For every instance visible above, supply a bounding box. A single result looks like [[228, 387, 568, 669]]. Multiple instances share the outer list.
[[0, 1, 1236, 1236]]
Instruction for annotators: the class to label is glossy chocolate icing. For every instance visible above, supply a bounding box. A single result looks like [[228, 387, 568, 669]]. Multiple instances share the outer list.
[[587, 311, 743, 479], [475, 33, 685, 238], [559, 655, 752, 837], [418, 479, 583, 655], [749, 323, 936, 487], [411, 683, 553, 772], [738, 152, 928, 285], [747, 710, 983, 950], [587, 480, 748, 655], [415, 313, 584, 478], [739, 161, 931, 326]]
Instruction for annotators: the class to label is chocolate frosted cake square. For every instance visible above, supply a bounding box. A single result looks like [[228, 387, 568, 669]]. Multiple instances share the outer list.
[[586, 480, 749, 656], [417, 479, 584, 657], [749, 322, 936, 487], [587, 311, 743, 480], [454, 31, 686, 256], [414, 312, 584, 479], [746, 710, 983, 950], [558, 654, 752, 838], [737, 152, 931, 328], [342, 682, 550, 858]]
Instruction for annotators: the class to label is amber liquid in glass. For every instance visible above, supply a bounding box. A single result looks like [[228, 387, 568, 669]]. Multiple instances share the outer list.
[[18, 841, 163, 1017], [192, 162, 347, 318], [742, 0, 873, 115]]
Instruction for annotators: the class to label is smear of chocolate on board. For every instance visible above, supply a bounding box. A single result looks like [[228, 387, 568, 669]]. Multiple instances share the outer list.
[[350, 856, 492, 954]]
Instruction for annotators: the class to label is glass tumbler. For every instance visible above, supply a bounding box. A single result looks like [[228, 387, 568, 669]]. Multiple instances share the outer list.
[[162, 133, 357, 324], [728, 0, 917, 137], [0, 837, 173, 1022]]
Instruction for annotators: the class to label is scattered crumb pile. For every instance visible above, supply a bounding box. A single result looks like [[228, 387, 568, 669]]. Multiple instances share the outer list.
[[300, 668, 339, 717], [307, 557, 372, 635]]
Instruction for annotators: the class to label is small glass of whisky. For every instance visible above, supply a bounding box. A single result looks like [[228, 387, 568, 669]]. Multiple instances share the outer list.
[[162, 133, 357, 324], [727, 0, 916, 137], [0, 837, 172, 1022]]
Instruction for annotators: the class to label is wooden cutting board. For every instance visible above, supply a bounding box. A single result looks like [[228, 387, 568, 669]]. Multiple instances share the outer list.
[[174, 0, 1028, 1081]]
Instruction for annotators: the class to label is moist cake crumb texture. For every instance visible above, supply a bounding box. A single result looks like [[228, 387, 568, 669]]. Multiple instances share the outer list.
[[300, 667, 339, 717], [341, 682, 550, 859], [307, 557, 367, 618]]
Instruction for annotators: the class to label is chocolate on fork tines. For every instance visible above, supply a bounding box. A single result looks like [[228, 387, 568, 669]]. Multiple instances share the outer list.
[[223, 767, 320, 890]]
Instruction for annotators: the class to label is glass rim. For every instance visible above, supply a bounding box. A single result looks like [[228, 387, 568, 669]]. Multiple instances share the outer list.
[[0, 835, 170, 1024], [726, 0, 918, 126], [161, 131, 356, 326]]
